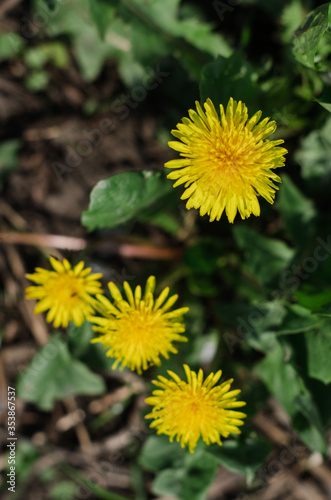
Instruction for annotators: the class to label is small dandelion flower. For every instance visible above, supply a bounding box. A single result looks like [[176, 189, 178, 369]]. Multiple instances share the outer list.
[[90, 276, 189, 374], [165, 97, 287, 223], [25, 257, 103, 328], [145, 364, 246, 453]]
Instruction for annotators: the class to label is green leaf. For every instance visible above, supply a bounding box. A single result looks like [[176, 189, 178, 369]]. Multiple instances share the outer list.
[[89, 0, 116, 38], [137, 210, 181, 234], [277, 304, 321, 335], [139, 435, 185, 472], [294, 393, 327, 454], [295, 286, 331, 313], [292, 4, 329, 69], [68, 321, 122, 371], [49, 482, 78, 500], [17, 334, 106, 410], [295, 116, 331, 182], [256, 340, 303, 416], [33, 0, 115, 82], [281, 0, 305, 43], [233, 226, 295, 288], [152, 450, 218, 500], [207, 439, 272, 485], [256, 339, 327, 452], [82, 171, 172, 231], [185, 239, 224, 275], [216, 301, 286, 353], [200, 53, 258, 111], [276, 174, 316, 247], [0, 139, 21, 189], [315, 87, 331, 113], [0, 33, 24, 58], [305, 317, 331, 384]]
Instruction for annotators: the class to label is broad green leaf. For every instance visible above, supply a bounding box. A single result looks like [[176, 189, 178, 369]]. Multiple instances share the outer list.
[[256, 339, 327, 452], [233, 226, 295, 287], [185, 238, 226, 296], [152, 450, 218, 500], [0, 33, 24, 58], [200, 53, 258, 112], [68, 321, 124, 371], [207, 439, 272, 485], [276, 174, 317, 247], [292, 4, 329, 69], [277, 304, 321, 335], [295, 286, 331, 312], [17, 334, 106, 410], [256, 340, 303, 416], [82, 171, 172, 231], [121, 0, 230, 59], [216, 301, 285, 353], [89, 0, 116, 38], [281, 0, 305, 43], [294, 393, 327, 454], [33, 0, 116, 82], [305, 318, 331, 384], [139, 435, 185, 472], [137, 210, 181, 234], [295, 116, 331, 182]]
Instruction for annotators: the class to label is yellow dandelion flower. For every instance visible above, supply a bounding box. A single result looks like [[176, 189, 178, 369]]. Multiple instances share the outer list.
[[145, 364, 246, 453], [165, 97, 287, 223], [25, 257, 103, 328], [90, 276, 189, 374]]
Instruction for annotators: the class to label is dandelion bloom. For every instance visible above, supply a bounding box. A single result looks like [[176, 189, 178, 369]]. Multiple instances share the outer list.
[[166, 97, 287, 223], [90, 276, 189, 374], [145, 364, 246, 453], [26, 257, 103, 328]]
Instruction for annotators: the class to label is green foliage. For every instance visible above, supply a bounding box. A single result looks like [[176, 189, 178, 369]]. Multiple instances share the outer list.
[[276, 174, 317, 247], [33, 0, 230, 84], [17, 332, 106, 410], [207, 439, 272, 485], [0, 33, 24, 58], [82, 171, 172, 230], [292, 3, 330, 69], [256, 339, 326, 453], [295, 115, 331, 182], [6, 0, 331, 497], [140, 437, 218, 500], [89, 0, 117, 39], [233, 226, 295, 288], [152, 452, 218, 500], [200, 53, 257, 111], [305, 317, 331, 384]]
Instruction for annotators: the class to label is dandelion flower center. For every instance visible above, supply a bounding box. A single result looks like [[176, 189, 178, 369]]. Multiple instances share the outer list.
[[90, 276, 189, 374], [145, 364, 246, 453], [25, 258, 103, 328], [166, 97, 288, 223]]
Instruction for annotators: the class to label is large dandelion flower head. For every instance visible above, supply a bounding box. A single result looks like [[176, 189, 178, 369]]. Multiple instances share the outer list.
[[145, 364, 246, 453], [25, 257, 103, 328], [90, 276, 189, 374], [166, 97, 287, 223]]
